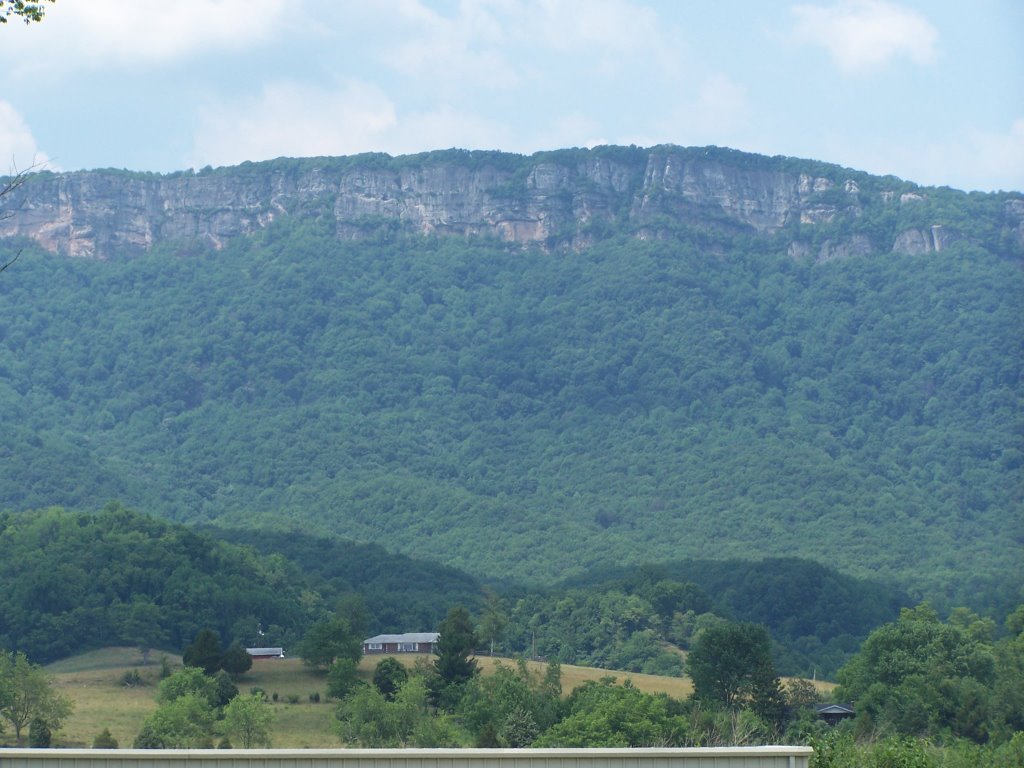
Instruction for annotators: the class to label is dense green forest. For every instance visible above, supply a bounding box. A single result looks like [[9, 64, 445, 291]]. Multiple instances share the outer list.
[[0, 151, 1021, 618], [0, 504, 489, 664], [0, 505, 904, 677]]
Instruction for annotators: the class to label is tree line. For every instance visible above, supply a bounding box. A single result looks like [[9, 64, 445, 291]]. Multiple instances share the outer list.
[[119, 598, 1024, 764]]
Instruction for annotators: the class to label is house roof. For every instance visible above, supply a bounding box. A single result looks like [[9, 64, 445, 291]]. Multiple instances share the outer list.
[[363, 633, 440, 644], [815, 704, 855, 715], [245, 647, 285, 656]]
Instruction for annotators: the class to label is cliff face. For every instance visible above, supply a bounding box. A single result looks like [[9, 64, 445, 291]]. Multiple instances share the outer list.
[[1, 146, 1021, 261]]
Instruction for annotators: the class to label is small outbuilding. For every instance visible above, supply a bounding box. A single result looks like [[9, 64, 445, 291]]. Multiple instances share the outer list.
[[363, 632, 440, 655], [815, 703, 855, 726], [246, 647, 285, 660]]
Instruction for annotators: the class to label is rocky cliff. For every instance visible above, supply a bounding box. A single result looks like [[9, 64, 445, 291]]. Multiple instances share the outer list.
[[1, 145, 1021, 261]]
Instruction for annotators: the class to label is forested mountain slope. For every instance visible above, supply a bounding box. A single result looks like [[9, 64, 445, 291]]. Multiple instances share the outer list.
[[0, 504, 904, 675], [0, 147, 1020, 610]]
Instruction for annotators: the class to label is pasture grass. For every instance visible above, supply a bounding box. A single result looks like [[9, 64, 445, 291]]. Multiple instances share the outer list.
[[45, 647, 831, 748]]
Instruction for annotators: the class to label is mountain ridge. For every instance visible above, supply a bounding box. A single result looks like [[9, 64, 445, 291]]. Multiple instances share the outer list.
[[0, 145, 1020, 609], [3, 145, 1022, 262]]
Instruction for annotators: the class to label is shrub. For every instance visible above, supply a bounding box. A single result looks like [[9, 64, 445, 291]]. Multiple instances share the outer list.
[[28, 718, 52, 748], [93, 728, 119, 748]]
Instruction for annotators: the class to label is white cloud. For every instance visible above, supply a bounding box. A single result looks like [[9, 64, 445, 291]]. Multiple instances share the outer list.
[[0, 101, 54, 173], [0, 0, 288, 71], [189, 79, 398, 168], [915, 119, 1024, 192], [790, 0, 938, 74], [370, 0, 683, 89], [822, 118, 1024, 192]]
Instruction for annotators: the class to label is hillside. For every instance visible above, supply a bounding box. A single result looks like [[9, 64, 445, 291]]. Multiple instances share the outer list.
[[0, 506, 905, 677], [0, 146, 1021, 609]]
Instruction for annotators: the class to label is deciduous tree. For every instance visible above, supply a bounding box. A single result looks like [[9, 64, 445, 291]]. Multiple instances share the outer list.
[[134, 693, 214, 749], [686, 621, 780, 710], [1, 1, 54, 24], [373, 657, 409, 700], [297, 614, 362, 672], [0, 650, 73, 743], [222, 693, 274, 748]]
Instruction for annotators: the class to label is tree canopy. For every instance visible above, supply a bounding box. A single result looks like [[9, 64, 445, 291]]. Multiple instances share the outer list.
[[0, 1, 53, 25], [0, 204, 1018, 611]]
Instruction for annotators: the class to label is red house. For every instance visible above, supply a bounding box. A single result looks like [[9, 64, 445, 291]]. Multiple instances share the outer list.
[[362, 632, 440, 655]]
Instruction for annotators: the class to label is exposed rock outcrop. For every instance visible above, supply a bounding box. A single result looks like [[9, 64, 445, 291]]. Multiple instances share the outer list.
[[892, 225, 963, 255], [0, 146, 1019, 262]]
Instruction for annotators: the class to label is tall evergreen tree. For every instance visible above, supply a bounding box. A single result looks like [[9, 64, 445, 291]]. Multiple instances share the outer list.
[[182, 629, 223, 675], [432, 606, 478, 708]]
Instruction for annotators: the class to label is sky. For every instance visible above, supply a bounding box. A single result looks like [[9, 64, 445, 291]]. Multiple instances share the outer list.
[[0, 0, 1021, 192]]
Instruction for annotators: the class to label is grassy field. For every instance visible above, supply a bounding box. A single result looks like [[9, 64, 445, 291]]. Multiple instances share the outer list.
[[44, 647, 830, 748]]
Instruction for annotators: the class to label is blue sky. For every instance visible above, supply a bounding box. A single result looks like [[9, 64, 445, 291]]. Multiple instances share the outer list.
[[1, 0, 1021, 191]]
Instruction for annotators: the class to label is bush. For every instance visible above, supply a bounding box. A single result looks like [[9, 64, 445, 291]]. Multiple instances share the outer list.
[[28, 718, 52, 748], [133, 723, 167, 749], [121, 669, 143, 687], [93, 728, 119, 748], [867, 737, 934, 768], [214, 670, 239, 706]]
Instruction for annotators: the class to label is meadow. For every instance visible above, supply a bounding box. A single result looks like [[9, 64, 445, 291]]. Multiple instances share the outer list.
[[44, 647, 699, 748], [44, 647, 839, 748]]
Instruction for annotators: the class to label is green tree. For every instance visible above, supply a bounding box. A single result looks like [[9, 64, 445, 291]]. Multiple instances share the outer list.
[[835, 603, 999, 741], [432, 605, 478, 709], [220, 642, 253, 678], [334, 677, 443, 747], [373, 657, 409, 700], [0, 650, 73, 743], [213, 670, 239, 706], [686, 621, 780, 710], [457, 661, 560, 747], [534, 679, 689, 747], [157, 666, 219, 707], [222, 693, 274, 748], [183, 628, 224, 675], [434, 606, 478, 684], [1, 1, 54, 24], [297, 614, 363, 672], [326, 658, 361, 699], [112, 598, 168, 666], [134, 693, 215, 749]]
